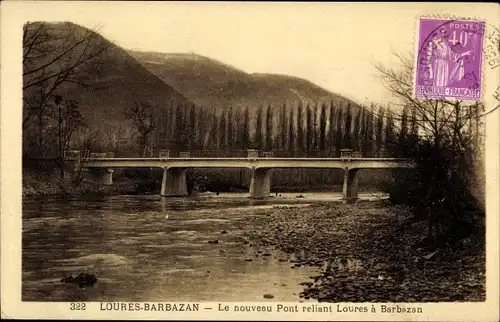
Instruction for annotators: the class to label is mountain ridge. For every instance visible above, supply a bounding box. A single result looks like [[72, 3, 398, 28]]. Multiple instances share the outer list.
[[128, 50, 361, 110]]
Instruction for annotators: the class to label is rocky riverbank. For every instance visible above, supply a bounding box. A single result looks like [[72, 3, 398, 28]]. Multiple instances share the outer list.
[[243, 202, 485, 302]]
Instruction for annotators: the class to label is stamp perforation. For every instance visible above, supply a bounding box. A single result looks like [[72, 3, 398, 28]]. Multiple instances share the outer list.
[[413, 13, 487, 101]]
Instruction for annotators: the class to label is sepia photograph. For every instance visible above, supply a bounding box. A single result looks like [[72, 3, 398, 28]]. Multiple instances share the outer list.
[[1, 1, 499, 320]]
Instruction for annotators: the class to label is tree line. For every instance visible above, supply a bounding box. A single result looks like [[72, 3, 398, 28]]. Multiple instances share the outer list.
[[123, 99, 420, 159]]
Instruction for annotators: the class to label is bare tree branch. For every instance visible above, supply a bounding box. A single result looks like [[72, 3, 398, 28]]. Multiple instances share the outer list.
[[123, 101, 156, 157], [22, 22, 112, 158]]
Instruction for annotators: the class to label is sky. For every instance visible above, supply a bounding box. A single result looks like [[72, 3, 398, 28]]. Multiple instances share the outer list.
[[3, 1, 499, 106]]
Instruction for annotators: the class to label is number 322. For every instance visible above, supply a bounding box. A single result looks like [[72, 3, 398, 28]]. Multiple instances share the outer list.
[[70, 303, 86, 310]]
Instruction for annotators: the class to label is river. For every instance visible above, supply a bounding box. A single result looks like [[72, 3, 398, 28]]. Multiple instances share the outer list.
[[22, 192, 388, 302]]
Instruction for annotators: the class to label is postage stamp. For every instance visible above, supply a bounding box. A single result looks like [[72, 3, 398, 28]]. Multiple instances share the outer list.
[[415, 18, 486, 101]]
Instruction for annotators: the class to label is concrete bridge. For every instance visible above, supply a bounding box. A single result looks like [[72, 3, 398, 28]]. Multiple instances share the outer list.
[[65, 149, 414, 203]]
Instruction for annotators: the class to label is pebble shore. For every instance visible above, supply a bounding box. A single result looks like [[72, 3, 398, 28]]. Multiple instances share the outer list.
[[243, 202, 485, 302]]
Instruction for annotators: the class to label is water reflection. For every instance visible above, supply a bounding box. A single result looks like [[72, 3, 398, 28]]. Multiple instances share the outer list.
[[22, 192, 386, 302]]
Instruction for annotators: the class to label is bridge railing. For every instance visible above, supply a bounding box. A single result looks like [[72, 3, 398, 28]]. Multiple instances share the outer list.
[[66, 149, 396, 160], [113, 151, 143, 158], [191, 150, 250, 158], [154, 150, 342, 158]]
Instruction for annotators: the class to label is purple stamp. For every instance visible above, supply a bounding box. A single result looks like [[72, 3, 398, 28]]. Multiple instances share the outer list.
[[415, 18, 485, 101]]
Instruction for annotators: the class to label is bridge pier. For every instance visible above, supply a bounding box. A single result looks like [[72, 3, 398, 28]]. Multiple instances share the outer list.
[[249, 167, 272, 198], [89, 168, 114, 185], [160, 167, 188, 197], [342, 168, 359, 204]]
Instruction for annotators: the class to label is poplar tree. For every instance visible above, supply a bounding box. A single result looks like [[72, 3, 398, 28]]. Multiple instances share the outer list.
[[242, 106, 250, 149], [375, 105, 385, 155], [188, 104, 196, 149], [311, 103, 318, 155], [385, 108, 395, 154], [288, 105, 296, 155], [220, 109, 227, 150], [335, 105, 343, 157], [296, 102, 304, 155], [398, 105, 409, 156], [255, 105, 264, 149], [318, 103, 327, 156], [362, 104, 374, 157], [196, 107, 203, 149], [227, 106, 234, 149], [209, 111, 218, 149], [328, 102, 336, 156], [305, 105, 313, 154], [175, 103, 187, 149], [265, 105, 273, 151], [279, 103, 288, 152], [353, 107, 362, 152], [343, 103, 352, 149], [410, 106, 418, 137]]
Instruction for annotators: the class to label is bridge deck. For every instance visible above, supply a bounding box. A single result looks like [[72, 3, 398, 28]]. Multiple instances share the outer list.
[[73, 157, 414, 170], [79, 157, 409, 161]]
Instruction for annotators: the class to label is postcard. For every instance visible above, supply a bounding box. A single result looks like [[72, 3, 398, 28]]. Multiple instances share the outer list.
[[1, 1, 499, 321]]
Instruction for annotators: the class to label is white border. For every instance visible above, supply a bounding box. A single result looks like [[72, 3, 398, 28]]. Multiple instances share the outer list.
[[1, 2, 499, 321]]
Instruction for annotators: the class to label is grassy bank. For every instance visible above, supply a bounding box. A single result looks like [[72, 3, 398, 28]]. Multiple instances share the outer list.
[[22, 170, 154, 197], [243, 202, 485, 302]]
